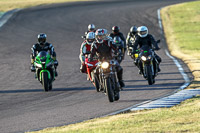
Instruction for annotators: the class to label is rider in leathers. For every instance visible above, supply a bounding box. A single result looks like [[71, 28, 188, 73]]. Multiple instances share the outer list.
[[132, 26, 161, 74], [79, 32, 95, 73], [90, 29, 125, 88], [126, 26, 138, 57], [109, 26, 126, 59], [113, 36, 124, 64], [30, 33, 58, 76]]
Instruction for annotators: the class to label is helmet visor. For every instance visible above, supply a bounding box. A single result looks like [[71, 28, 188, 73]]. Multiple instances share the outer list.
[[38, 38, 46, 44], [96, 35, 105, 42], [87, 39, 94, 43], [140, 30, 147, 35], [89, 28, 95, 31]]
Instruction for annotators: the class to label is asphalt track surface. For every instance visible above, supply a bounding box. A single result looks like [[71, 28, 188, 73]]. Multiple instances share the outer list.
[[0, 0, 193, 132]]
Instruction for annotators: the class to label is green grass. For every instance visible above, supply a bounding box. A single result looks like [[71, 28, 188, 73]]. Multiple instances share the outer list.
[[28, 96, 200, 133], [161, 0, 200, 82], [0, 0, 92, 12], [169, 1, 200, 53], [162, 0, 200, 54]]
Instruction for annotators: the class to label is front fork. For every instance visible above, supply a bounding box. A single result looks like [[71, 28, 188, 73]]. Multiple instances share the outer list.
[[143, 61, 154, 77], [39, 70, 51, 82]]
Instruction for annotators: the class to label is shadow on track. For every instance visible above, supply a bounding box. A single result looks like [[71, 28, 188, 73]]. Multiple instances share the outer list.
[[0, 87, 94, 94], [124, 82, 183, 91], [125, 78, 183, 83]]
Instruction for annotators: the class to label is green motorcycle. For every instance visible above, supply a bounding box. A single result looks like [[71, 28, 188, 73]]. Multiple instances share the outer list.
[[34, 51, 56, 91]]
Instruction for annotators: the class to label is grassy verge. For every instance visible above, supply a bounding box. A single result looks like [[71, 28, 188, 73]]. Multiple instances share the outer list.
[[28, 96, 200, 133], [161, 0, 200, 89], [0, 0, 92, 12]]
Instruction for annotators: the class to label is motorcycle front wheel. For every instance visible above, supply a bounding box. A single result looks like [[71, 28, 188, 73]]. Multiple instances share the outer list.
[[145, 65, 154, 85], [105, 78, 114, 102], [42, 72, 49, 92]]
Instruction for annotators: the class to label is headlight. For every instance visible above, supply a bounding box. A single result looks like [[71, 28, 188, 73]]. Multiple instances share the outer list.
[[35, 63, 42, 68], [101, 62, 109, 69], [141, 56, 147, 61], [148, 55, 152, 60]]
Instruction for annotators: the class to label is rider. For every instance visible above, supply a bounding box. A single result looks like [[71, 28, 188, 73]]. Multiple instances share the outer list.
[[79, 32, 95, 73], [113, 36, 124, 64], [83, 24, 96, 39], [132, 26, 161, 73], [90, 29, 125, 88], [126, 26, 138, 56], [30, 33, 58, 76], [109, 26, 126, 58]]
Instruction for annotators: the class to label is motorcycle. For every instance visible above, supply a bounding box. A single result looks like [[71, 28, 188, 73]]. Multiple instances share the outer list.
[[97, 59, 120, 102], [34, 51, 56, 91], [85, 57, 99, 92], [138, 42, 160, 85]]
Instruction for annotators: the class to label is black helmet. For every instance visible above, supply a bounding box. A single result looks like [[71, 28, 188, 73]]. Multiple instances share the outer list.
[[130, 26, 137, 35], [112, 26, 120, 34], [113, 36, 123, 48], [38, 33, 47, 45]]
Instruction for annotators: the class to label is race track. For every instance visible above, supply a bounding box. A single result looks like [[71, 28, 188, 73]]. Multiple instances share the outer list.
[[0, 0, 192, 132]]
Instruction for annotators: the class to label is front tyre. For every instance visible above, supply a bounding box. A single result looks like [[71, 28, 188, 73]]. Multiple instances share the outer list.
[[105, 78, 114, 102], [42, 72, 49, 92], [145, 65, 154, 85]]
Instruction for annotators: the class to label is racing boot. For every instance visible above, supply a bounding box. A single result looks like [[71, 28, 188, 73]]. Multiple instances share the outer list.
[[55, 70, 58, 77], [119, 80, 125, 88], [158, 67, 161, 72], [30, 64, 36, 72], [138, 69, 142, 75], [117, 68, 125, 88], [54, 60, 58, 77]]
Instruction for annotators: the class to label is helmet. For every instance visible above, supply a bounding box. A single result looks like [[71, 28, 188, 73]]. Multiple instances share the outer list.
[[130, 26, 138, 35], [112, 26, 120, 34], [95, 29, 106, 43], [88, 24, 95, 31], [113, 36, 122, 47], [137, 26, 148, 38], [86, 32, 95, 45], [38, 33, 47, 45]]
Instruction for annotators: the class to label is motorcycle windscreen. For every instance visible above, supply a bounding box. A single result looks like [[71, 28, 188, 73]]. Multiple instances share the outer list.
[[140, 45, 152, 56], [38, 51, 48, 62]]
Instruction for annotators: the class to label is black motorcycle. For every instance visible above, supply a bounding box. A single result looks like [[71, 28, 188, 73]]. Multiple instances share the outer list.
[[96, 59, 120, 102], [138, 42, 160, 85]]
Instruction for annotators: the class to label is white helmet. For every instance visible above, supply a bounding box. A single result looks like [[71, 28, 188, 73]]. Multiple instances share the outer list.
[[88, 24, 95, 31], [137, 26, 148, 38], [86, 32, 95, 45], [95, 29, 106, 43]]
